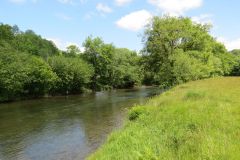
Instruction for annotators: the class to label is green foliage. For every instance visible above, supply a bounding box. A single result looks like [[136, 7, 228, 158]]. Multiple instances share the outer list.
[[142, 16, 236, 87], [66, 45, 81, 57], [0, 51, 57, 101], [229, 49, 240, 76], [171, 51, 208, 84], [169, 50, 228, 85], [0, 23, 59, 59], [83, 36, 114, 90], [112, 48, 142, 88], [0, 23, 145, 101], [83, 37, 142, 90], [183, 90, 206, 100], [14, 30, 59, 59], [48, 56, 94, 95], [88, 77, 240, 160], [128, 106, 147, 121], [0, 21, 239, 102], [0, 24, 14, 41]]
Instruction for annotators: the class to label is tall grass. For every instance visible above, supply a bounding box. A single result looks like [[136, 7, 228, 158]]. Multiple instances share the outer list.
[[88, 77, 240, 160]]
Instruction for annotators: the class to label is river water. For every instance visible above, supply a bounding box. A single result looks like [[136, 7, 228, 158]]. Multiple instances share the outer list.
[[0, 87, 159, 160]]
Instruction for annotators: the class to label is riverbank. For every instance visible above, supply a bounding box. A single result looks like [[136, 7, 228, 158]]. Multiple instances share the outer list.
[[88, 77, 240, 159]]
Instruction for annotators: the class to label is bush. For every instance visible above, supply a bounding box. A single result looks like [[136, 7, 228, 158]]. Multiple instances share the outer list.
[[0, 51, 57, 101], [128, 106, 148, 121], [48, 56, 94, 94]]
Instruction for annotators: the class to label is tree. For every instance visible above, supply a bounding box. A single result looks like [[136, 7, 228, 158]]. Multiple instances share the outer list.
[[142, 16, 234, 87], [48, 56, 94, 95], [111, 48, 142, 88], [0, 51, 57, 102], [66, 45, 81, 57], [83, 36, 115, 90], [229, 49, 240, 76], [14, 31, 59, 59]]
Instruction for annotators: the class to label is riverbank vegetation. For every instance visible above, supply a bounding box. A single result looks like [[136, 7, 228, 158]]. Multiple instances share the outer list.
[[0, 24, 142, 102], [1, 16, 240, 102], [88, 77, 240, 159]]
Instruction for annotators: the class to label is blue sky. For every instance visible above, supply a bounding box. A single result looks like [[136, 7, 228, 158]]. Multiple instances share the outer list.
[[0, 0, 240, 51]]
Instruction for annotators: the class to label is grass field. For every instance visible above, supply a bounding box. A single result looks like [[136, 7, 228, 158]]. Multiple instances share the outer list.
[[88, 77, 240, 160]]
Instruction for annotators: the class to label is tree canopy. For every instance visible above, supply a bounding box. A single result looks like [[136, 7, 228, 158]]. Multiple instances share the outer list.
[[141, 16, 237, 87], [0, 17, 239, 102]]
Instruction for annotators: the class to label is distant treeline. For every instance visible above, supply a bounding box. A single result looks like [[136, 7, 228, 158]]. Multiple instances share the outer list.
[[1, 16, 240, 102]]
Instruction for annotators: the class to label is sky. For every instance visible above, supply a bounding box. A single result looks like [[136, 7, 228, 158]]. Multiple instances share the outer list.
[[0, 0, 240, 51]]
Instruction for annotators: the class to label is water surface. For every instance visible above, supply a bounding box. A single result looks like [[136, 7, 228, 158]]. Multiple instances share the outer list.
[[0, 87, 159, 160]]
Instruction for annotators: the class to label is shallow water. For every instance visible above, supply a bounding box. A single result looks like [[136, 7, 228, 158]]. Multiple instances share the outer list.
[[0, 87, 159, 160]]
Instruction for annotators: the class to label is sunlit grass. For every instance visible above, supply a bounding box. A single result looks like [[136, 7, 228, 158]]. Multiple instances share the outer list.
[[88, 77, 240, 160]]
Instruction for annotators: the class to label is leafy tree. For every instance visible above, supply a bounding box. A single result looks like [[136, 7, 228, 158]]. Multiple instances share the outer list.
[[0, 24, 15, 50], [48, 56, 94, 95], [0, 23, 59, 59], [170, 50, 223, 85], [83, 37, 142, 90], [0, 51, 57, 101], [142, 16, 236, 87], [66, 45, 81, 57], [111, 48, 142, 88], [83, 36, 115, 90], [14, 30, 59, 59], [229, 49, 240, 76], [0, 24, 14, 41]]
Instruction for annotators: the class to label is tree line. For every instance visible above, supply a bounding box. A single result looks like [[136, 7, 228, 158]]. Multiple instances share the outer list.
[[0, 16, 240, 102]]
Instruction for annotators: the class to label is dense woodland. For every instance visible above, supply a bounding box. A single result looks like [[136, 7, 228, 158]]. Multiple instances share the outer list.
[[0, 16, 240, 102]]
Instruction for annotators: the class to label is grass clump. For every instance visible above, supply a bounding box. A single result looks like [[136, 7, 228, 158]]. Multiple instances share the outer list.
[[128, 106, 148, 121], [88, 77, 240, 160], [184, 90, 206, 100]]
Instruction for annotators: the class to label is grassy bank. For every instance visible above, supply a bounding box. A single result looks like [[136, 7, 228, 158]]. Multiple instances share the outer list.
[[88, 77, 240, 160]]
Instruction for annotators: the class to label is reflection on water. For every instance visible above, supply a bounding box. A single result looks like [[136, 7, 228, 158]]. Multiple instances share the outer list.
[[0, 87, 159, 160]]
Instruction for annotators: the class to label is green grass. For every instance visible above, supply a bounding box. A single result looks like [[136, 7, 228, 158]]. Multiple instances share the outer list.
[[88, 77, 240, 160]]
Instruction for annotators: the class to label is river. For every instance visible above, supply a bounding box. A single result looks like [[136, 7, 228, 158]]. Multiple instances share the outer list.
[[0, 87, 159, 160]]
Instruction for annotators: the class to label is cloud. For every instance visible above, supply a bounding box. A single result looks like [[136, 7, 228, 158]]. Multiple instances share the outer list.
[[47, 38, 66, 50], [115, 0, 133, 6], [57, 0, 87, 5], [148, 0, 203, 15], [80, 0, 88, 4], [217, 37, 240, 51], [9, 0, 26, 3], [57, 0, 74, 4], [192, 14, 213, 25], [96, 3, 112, 14], [9, 0, 38, 4], [84, 11, 96, 20], [56, 13, 72, 21], [116, 10, 152, 31], [47, 38, 85, 51]]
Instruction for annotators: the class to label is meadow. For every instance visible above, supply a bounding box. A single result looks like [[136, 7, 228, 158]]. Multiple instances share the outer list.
[[88, 77, 240, 160]]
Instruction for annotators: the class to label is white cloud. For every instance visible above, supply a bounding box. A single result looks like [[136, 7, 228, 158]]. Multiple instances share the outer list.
[[148, 0, 203, 16], [57, 0, 87, 5], [57, 0, 74, 4], [46, 38, 65, 50], [80, 0, 88, 4], [9, 0, 26, 3], [47, 38, 85, 51], [84, 11, 96, 20], [56, 13, 72, 21], [9, 0, 37, 4], [115, 0, 133, 6], [217, 37, 240, 51], [116, 10, 152, 31], [96, 3, 112, 13], [66, 42, 85, 52], [192, 14, 213, 25]]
